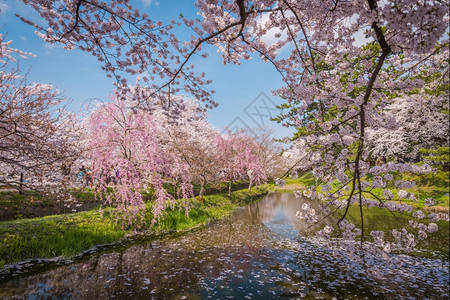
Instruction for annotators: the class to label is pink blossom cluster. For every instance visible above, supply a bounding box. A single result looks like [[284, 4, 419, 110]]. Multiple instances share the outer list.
[[428, 213, 450, 222], [87, 99, 188, 222]]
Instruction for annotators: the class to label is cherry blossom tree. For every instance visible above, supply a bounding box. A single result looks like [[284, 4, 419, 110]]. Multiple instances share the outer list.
[[86, 96, 192, 223], [155, 100, 221, 198], [0, 33, 82, 194], [249, 1, 449, 262], [114, 84, 223, 198], [367, 95, 449, 162]]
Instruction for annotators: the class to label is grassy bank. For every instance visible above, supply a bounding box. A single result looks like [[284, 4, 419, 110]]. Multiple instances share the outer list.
[[0, 187, 268, 268]]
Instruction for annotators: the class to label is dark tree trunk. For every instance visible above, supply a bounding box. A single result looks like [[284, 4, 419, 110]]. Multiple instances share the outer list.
[[19, 172, 23, 195]]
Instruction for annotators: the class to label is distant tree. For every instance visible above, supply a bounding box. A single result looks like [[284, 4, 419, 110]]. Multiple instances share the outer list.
[[157, 101, 221, 198], [216, 132, 266, 195], [250, 127, 285, 180]]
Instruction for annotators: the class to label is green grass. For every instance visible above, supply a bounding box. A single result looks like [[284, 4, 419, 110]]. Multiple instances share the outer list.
[[0, 188, 102, 221], [295, 172, 319, 186], [155, 188, 268, 231], [156, 207, 210, 232], [0, 191, 26, 207], [69, 188, 97, 202], [0, 186, 268, 268], [0, 188, 97, 207], [141, 181, 249, 202], [0, 208, 124, 269]]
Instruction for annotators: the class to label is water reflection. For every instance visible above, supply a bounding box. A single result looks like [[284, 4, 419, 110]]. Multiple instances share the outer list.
[[0, 192, 448, 299]]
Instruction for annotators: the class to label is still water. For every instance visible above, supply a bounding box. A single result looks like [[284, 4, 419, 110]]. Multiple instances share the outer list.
[[0, 193, 448, 299]]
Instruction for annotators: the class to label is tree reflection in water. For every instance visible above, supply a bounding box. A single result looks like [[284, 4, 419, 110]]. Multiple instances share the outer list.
[[0, 192, 448, 299]]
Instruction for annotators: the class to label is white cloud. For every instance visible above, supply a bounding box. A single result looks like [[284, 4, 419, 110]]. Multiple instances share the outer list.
[[43, 43, 55, 49], [258, 12, 285, 45], [256, 11, 291, 54], [0, 1, 10, 15], [42, 42, 66, 55], [141, 0, 159, 8], [353, 27, 372, 47], [342, 13, 373, 47]]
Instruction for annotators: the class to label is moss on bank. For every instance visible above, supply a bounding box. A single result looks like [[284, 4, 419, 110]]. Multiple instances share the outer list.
[[0, 187, 268, 268]]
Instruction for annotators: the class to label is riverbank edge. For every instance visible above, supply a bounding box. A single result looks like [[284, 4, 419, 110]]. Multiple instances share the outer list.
[[0, 187, 269, 270]]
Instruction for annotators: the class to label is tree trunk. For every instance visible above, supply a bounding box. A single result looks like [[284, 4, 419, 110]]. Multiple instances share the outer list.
[[199, 181, 205, 198], [19, 172, 23, 195], [248, 178, 253, 191], [228, 180, 232, 196]]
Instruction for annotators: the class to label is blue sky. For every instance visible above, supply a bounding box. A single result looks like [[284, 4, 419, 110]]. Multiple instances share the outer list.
[[0, 0, 294, 138]]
